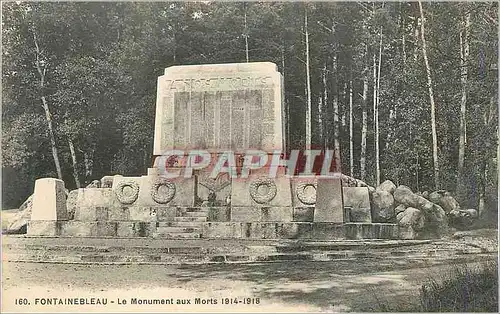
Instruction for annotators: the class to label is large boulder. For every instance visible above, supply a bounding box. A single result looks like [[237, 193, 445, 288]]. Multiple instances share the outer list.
[[5, 208, 30, 234], [428, 190, 446, 204], [396, 207, 425, 230], [340, 174, 357, 187], [4, 194, 33, 234], [448, 208, 478, 230], [377, 180, 397, 194], [86, 180, 101, 188], [394, 204, 406, 216], [370, 190, 395, 222], [439, 193, 461, 214], [428, 191, 460, 214], [394, 185, 427, 208], [394, 185, 447, 230]]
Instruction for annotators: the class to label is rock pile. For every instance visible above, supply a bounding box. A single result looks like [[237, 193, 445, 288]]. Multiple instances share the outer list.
[[341, 174, 479, 238]]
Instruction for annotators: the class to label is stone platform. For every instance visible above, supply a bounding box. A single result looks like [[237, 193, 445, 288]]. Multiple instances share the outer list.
[[27, 218, 406, 240], [3, 235, 496, 265]]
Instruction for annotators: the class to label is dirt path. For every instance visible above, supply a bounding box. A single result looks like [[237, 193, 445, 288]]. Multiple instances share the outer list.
[[2, 257, 496, 312]]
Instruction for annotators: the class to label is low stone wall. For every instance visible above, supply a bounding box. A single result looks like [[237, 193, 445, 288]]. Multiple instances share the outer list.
[[28, 221, 156, 237], [344, 223, 412, 240], [201, 222, 344, 240]]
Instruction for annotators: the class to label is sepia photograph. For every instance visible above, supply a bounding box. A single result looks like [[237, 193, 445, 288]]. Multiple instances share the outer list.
[[1, 1, 499, 312]]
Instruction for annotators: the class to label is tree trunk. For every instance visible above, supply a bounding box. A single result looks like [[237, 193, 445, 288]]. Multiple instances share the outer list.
[[304, 6, 312, 153], [282, 42, 289, 152], [68, 138, 81, 188], [375, 25, 383, 186], [33, 30, 63, 180], [413, 17, 419, 63], [361, 45, 368, 181], [457, 9, 470, 191], [418, 1, 440, 189], [349, 79, 354, 177], [83, 148, 95, 184], [332, 53, 341, 172], [244, 3, 249, 63], [372, 53, 379, 186], [321, 63, 328, 148], [318, 95, 324, 147]]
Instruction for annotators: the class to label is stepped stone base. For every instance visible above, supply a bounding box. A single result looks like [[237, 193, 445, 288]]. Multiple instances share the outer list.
[[27, 221, 416, 240]]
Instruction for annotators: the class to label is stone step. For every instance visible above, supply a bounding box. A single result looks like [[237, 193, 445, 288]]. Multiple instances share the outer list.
[[153, 232, 201, 239], [156, 227, 202, 233], [4, 251, 495, 265], [174, 216, 207, 222], [185, 208, 209, 212], [184, 211, 208, 217], [159, 221, 204, 228]]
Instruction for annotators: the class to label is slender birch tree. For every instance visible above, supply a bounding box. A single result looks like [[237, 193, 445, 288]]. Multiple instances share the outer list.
[[418, 1, 440, 189]]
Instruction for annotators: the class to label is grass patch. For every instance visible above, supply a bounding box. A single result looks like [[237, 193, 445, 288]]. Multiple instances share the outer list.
[[372, 261, 498, 312], [420, 261, 498, 312]]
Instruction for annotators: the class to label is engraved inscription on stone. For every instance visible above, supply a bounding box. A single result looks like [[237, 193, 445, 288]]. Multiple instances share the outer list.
[[154, 62, 284, 154]]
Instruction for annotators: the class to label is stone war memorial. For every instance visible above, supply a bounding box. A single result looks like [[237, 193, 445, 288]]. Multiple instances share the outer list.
[[23, 62, 450, 240]]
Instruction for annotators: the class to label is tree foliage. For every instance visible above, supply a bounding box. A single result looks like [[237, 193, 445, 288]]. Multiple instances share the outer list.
[[2, 2, 498, 221]]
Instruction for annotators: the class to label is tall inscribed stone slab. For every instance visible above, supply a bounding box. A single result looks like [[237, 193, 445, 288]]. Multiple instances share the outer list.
[[153, 62, 285, 155]]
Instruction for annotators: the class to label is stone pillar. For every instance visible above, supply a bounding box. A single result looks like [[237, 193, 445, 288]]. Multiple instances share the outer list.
[[28, 178, 68, 236], [314, 177, 343, 222]]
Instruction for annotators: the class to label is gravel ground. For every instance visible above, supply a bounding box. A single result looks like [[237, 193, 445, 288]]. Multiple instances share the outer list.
[[2, 257, 497, 313]]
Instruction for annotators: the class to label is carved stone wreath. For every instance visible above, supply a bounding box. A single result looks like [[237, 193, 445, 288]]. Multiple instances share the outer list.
[[296, 182, 317, 205], [151, 178, 176, 204], [249, 177, 277, 204], [114, 180, 140, 204]]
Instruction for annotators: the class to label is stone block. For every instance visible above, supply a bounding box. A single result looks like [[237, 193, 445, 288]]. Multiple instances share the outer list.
[[314, 177, 343, 222], [291, 178, 317, 207], [112, 176, 142, 206], [293, 207, 314, 222], [116, 222, 135, 237], [129, 207, 157, 222], [155, 207, 177, 222], [147, 168, 159, 176], [30, 178, 68, 221], [201, 222, 243, 238], [244, 223, 277, 239], [343, 187, 370, 208], [343, 187, 372, 223], [207, 207, 230, 222], [66, 190, 78, 219], [60, 221, 95, 237], [136, 175, 195, 207], [27, 220, 59, 236], [312, 223, 344, 239], [153, 62, 284, 155], [231, 170, 292, 207], [94, 222, 117, 237], [73, 188, 121, 221], [277, 223, 315, 239], [345, 207, 372, 223], [344, 223, 398, 240], [231, 207, 260, 222], [96, 207, 109, 221], [260, 207, 293, 222], [108, 206, 130, 221], [74, 207, 97, 221], [101, 175, 120, 188], [134, 222, 156, 237], [398, 225, 417, 239]]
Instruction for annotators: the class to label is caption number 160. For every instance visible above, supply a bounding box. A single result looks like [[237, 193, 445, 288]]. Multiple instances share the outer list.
[[15, 298, 30, 305]]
